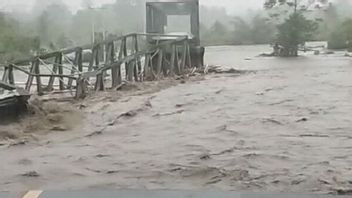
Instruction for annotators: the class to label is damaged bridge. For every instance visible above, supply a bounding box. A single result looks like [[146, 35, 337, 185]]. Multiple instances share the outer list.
[[0, 0, 204, 117], [1, 33, 196, 98]]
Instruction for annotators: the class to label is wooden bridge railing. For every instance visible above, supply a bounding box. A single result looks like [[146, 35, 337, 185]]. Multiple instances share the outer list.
[[0, 33, 194, 99]]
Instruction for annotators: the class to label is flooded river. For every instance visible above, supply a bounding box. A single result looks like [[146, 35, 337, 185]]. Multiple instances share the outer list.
[[1, 45, 352, 194]]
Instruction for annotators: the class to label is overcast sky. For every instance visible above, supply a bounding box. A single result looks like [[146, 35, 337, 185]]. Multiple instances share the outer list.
[[0, 0, 265, 14]]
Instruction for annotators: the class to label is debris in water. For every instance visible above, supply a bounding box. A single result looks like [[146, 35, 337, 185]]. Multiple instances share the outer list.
[[153, 110, 184, 117], [296, 117, 308, 122], [144, 100, 153, 108], [86, 168, 102, 173], [106, 170, 119, 174], [95, 154, 110, 158], [199, 153, 211, 160], [79, 104, 87, 109], [213, 147, 237, 156], [335, 188, 352, 195], [207, 66, 244, 74], [291, 179, 305, 185], [269, 99, 294, 106], [215, 89, 224, 94], [205, 178, 222, 185], [21, 171, 40, 177], [85, 130, 104, 137], [262, 118, 283, 125], [318, 178, 331, 185], [299, 134, 329, 138], [9, 139, 28, 147], [119, 110, 138, 118], [108, 107, 147, 126], [175, 104, 184, 108], [51, 125, 68, 131], [0, 130, 19, 140]]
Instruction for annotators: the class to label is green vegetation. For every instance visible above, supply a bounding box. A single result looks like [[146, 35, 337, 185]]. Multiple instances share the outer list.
[[201, 15, 276, 46], [0, 13, 39, 63], [328, 19, 352, 51], [0, 0, 145, 63], [1, 0, 352, 63], [276, 13, 318, 56], [264, 0, 320, 56]]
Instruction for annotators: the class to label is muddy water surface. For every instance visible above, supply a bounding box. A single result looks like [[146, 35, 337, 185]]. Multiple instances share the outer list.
[[1, 45, 352, 193]]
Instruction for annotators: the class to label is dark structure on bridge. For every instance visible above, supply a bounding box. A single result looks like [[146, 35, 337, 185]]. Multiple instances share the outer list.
[[146, 0, 204, 67]]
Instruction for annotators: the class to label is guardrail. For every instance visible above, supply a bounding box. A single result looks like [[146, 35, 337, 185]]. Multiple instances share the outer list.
[[0, 33, 194, 99]]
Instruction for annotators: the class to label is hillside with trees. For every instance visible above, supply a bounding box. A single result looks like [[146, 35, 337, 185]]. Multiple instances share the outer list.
[[1, 0, 352, 63]]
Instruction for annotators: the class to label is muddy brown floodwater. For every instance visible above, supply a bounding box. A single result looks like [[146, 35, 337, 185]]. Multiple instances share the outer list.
[[1, 44, 352, 194]]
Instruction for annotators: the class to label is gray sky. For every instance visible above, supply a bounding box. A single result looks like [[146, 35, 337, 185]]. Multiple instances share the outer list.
[[0, 0, 265, 14]]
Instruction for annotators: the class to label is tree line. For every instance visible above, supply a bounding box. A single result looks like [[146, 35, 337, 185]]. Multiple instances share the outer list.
[[0, 0, 352, 62]]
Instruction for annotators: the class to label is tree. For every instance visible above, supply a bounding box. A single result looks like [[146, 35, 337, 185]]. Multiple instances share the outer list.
[[112, 0, 144, 33], [343, 19, 352, 51], [35, 1, 72, 48], [231, 15, 275, 45], [232, 17, 252, 44], [328, 18, 352, 50], [201, 21, 231, 46], [37, 11, 49, 46], [264, 0, 321, 56], [276, 13, 318, 56], [56, 34, 73, 49], [264, 0, 330, 12], [0, 13, 40, 62]]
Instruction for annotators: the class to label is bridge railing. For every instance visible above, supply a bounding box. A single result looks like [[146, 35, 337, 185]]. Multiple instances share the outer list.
[[0, 33, 194, 99]]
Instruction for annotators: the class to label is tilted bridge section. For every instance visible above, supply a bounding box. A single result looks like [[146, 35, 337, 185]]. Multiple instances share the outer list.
[[0, 33, 196, 99]]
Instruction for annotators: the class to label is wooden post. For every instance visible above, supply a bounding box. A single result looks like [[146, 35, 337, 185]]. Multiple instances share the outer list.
[[175, 46, 181, 75], [156, 48, 163, 78], [144, 53, 151, 81], [122, 38, 128, 79], [34, 59, 43, 95], [88, 46, 96, 72], [95, 72, 104, 91], [57, 53, 64, 90], [133, 35, 142, 79], [94, 45, 105, 91], [75, 77, 87, 99], [95, 44, 100, 68], [25, 61, 36, 91], [180, 41, 187, 74], [127, 61, 134, 82], [77, 48, 83, 73], [8, 64, 14, 85], [186, 42, 192, 68], [67, 49, 81, 89], [47, 53, 60, 91], [170, 44, 176, 76], [118, 39, 124, 59], [133, 59, 139, 82], [2, 66, 9, 83], [110, 42, 120, 88], [106, 43, 112, 63], [116, 40, 124, 85]]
